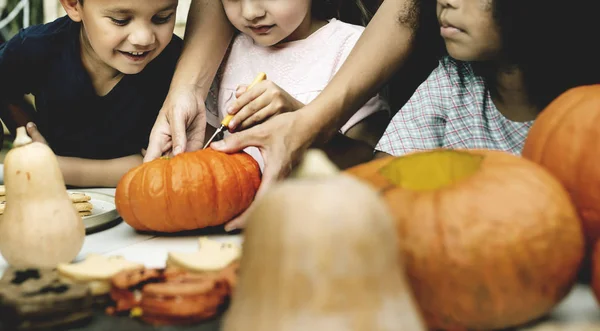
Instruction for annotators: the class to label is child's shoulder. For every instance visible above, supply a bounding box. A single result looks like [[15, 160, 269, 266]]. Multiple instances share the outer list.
[[428, 56, 485, 90], [1, 16, 75, 57], [319, 18, 365, 42]]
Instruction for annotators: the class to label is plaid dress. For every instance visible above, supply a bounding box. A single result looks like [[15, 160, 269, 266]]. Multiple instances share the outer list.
[[376, 57, 533, 156]]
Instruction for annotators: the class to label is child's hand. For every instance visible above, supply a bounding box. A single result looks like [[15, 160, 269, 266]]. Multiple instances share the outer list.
[[227, 80, 304, 131], [25, 122, 49, 146]]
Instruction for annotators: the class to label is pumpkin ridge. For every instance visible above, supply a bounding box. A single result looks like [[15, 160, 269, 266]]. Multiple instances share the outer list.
[[227, 154, 248, 216], [128, 167, 151, 231], [157, 158, 176, 232], [165, 155, 187, 231], [205, 152, 220, 227], [537, 95, 582, 169], [195, 150, 216, 228], [116, 165, 150, 231], [572, 102, 600, 231], [185, 152, 204, 230], [214, 151, 239, 223], [134, 161, 160, 232]]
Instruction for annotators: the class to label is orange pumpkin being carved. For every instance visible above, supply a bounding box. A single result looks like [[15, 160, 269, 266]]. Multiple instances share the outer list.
[[522, 84, 600, 246], [346, 149, 584, 331], [115, 149, 261, 233]]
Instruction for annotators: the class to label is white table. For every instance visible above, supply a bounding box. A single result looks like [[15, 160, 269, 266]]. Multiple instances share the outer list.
[[0, 188, 598, 330], [0, 188, 242, 274]]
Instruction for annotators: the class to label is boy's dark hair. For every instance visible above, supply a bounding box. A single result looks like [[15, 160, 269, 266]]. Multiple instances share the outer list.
[[312, 0, 383, 26], [480, 0, 600, 110]]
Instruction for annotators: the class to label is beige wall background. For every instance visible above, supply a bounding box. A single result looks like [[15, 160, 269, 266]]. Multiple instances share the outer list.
[[42, 0, 190, 37]]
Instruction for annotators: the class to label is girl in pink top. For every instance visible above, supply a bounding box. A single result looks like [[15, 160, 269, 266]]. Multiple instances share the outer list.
[[206, 0, 389, 170]]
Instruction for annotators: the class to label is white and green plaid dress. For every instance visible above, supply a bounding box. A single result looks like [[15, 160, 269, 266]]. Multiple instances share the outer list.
[[376, 57, 533, 156]]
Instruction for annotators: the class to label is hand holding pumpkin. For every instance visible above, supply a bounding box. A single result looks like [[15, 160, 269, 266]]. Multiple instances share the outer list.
[[212, 111, 318, 232], [226, 80, 305, 131], [144, 84, 209, 162]]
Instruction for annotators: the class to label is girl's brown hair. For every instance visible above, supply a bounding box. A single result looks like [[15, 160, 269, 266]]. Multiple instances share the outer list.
[[312, 0, 383, 26]]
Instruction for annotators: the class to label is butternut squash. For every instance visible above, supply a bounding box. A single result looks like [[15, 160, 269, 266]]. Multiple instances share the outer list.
[[0, 127, 85, 268], [223, 150, 425, 331]]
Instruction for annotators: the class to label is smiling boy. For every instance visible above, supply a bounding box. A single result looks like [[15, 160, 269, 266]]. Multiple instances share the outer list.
[[0, 0, 181, 187]]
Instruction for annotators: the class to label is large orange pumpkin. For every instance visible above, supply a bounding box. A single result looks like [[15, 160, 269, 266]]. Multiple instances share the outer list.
[[522, 84, 600, 246], [591, 241, 600, 305], [115, 149, 261, 233], [346, 149, 584, 330]]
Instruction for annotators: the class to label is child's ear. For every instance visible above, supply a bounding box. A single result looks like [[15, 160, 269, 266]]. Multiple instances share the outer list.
[[59, 0, 83, 22]]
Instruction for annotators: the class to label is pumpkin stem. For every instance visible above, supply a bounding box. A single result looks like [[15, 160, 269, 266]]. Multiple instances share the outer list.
[[379, 149, 483, 191], [290, 149, 339, 179], [13, 126, 33, 148]]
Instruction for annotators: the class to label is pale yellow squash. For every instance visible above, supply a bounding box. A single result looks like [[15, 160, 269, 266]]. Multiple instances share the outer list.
[[223, 149, 425, 331], [0, 127, 85, 267]]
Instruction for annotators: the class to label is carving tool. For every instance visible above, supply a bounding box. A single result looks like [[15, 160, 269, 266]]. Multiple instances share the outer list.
[[203, 72, 267, 149]]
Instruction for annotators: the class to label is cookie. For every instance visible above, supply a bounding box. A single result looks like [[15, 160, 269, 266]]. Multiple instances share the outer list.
[[73, 202, 93, 213], [106, 265, 238, 325], [140, 271, 231, 325], [107, 268, 168, 315], [166, 237, 241, 273], [0, 268, 93, 330], [0, 193, 93, 215], [69, 192, 91, 203], [57, 254, 144, 299]]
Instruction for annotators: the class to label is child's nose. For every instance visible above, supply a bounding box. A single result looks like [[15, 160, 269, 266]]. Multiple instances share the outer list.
[[437, 0, 458, 8], [241, 0, 266, 22], [129, 26, 156, 47]]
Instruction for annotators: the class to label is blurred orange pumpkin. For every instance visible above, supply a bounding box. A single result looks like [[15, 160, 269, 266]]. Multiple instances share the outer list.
[[591, 241, 600, 305], [115, 149, 261, 233], [346, 149, 584, 330], [522, 84, 600, 246]]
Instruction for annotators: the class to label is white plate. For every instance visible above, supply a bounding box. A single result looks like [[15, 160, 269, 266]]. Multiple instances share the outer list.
[[67, 190, 122, 234]]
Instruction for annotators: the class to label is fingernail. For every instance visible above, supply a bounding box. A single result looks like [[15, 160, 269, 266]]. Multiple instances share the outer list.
[[26, 122, 35, 129], [211, 141, 224, 150], [224, 224, 236, 232], [173, 146, 182, 155], [226, 107, 234, 115], [228, 120, 237, 129]]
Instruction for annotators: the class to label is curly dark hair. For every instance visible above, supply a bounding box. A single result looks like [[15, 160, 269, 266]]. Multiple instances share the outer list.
[[479, 0, 600, 109], [312, 0, 383, 26]]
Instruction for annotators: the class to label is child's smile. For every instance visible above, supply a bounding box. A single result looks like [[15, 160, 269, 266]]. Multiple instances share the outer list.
[[71, 0, 178, 76], [117, 50, 153, 63]]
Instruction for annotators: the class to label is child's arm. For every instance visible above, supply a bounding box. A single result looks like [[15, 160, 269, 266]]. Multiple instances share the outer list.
[[27, 122, 219, 187], [57, 155, 142, 188]]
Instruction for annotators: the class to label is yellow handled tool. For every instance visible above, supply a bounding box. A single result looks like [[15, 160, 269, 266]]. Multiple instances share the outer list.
[[203, 72, 267, 149]]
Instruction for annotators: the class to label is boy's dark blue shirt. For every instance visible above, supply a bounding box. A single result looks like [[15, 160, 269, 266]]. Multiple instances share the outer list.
[[0, 16, 182, 159]]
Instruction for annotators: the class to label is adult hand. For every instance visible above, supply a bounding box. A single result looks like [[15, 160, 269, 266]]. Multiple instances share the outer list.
[[210, 111, 317, 231], [227, 80, 304, 131], [143, 85, 208, 162]]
